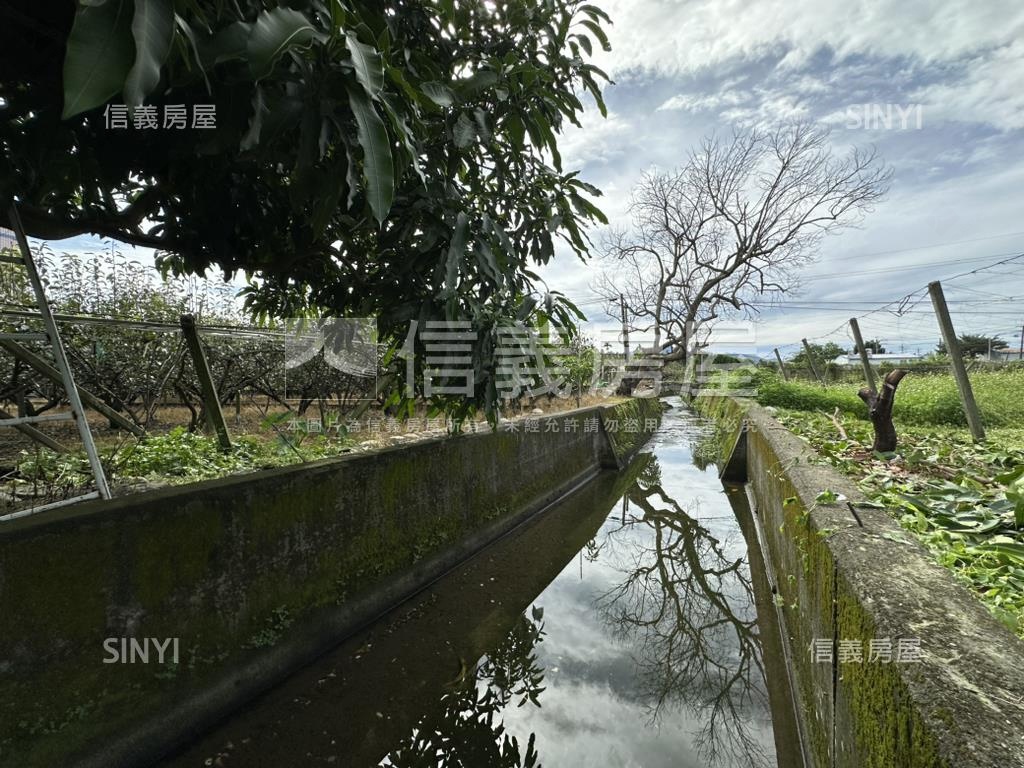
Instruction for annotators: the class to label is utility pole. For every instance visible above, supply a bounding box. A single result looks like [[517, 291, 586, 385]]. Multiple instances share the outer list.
[[619, 294, 630, 362], [1019, 321, 1024, 361], [849, 318, 877, 395], [801, 338, 824, 385], [928, 281, 985, 441], [773, 348, 790, 381]]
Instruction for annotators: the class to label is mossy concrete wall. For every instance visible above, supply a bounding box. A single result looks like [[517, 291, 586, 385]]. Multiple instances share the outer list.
[[697, 395, 1024, 768], [0, 398, 662, 768]]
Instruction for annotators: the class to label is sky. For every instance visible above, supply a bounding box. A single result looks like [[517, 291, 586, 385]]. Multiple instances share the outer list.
[[27, 0, 1024, 360], [538, 0, 1024, 358]]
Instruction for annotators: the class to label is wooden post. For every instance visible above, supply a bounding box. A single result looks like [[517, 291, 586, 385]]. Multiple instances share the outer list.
[[773, 348, 790, 381], [849, 318, 877, 395], [801, 339, 824, 385], [180, 314, 231, 450], [928, 281, 985, 441]]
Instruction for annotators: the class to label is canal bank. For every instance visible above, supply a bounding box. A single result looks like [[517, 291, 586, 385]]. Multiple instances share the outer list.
[[159, 400, 799, 767], [698, 394, 1024, 768], [0, 399, 661, 768]]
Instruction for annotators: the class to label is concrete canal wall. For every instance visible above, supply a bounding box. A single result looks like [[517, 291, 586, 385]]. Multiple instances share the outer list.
[[0, 398, 662, 768], [699, 395, 1024, 768]]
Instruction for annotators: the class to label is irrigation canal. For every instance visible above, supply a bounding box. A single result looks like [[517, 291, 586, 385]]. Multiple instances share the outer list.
[[160, 401, 802, 768]]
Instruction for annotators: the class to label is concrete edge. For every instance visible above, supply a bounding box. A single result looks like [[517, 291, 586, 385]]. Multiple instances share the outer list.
[[74, 462, 603, 768], [58, 398, 661, 768], [0, 401, 649, 541], [699, 395, 1024, 768]]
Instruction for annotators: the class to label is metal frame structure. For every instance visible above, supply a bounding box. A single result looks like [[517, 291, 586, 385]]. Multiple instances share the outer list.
[[0, 204, 111, 520]]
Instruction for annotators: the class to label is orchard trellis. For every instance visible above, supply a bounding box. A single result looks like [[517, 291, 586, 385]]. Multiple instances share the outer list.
[[0, 243, 380, 453], [763, 251, 1024, 449]]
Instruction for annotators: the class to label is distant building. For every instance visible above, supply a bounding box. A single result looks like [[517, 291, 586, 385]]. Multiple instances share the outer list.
[[985, 349, 1023, 362], [831, 352, 925, 366]]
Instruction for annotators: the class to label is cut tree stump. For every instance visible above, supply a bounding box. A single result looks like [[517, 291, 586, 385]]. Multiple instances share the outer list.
[[857, 369, 908, 453]]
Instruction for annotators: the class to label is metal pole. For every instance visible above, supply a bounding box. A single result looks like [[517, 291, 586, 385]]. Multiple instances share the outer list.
[[928, 281, 985, 441], [180, 314, 232, 450], [8, 204, 111, 498], [849, 318, 877, 395], [801, 339, 824, 385], [773, 348, 789, 381]]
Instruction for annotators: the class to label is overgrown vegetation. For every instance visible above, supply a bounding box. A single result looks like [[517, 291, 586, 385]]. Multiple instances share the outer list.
[[741, 366, 1024, 427], [718, 367, 1024, 636], [11, 425, 356, 495]]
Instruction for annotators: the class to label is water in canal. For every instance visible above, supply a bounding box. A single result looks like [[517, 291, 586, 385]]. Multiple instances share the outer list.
[[164, 400, 801, 768]]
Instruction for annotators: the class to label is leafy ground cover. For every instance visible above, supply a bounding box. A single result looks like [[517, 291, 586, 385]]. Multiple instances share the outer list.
[[747, 367, 1024, 636], [3, 395, 620, 510]]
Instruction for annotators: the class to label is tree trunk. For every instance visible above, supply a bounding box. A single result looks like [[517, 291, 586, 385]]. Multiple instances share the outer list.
[[857, 369, 908, 452]]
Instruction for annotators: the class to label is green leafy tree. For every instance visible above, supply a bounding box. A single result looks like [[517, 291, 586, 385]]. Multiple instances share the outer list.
[[853, 338, 886, 354], [790, 342, 847, 366], [0, 0, 612, 422], [936, 334, 1009, 359]]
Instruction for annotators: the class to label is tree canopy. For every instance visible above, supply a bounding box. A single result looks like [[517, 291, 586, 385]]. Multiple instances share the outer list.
[[853, 338, 886, 354], [790, 341, 847, 365], [937, 334, 1009, 359], [0, 0, 611, 420]]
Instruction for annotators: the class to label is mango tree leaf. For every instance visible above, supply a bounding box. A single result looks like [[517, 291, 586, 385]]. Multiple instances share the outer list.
[[62, 0, 135, 118], [247, 7, 320, 81], [345, 32, 384, 97], [579, 19, 611, 51], [197, 21, 250, 68], [453, 112, 476, 148], [345, 84, 394, 223], [124, 0, 174, 109], [420, 81, 456, 108], [445, 212, 469, 292]]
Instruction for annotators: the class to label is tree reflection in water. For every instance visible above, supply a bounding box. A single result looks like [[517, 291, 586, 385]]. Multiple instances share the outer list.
[[381, 608, 547, 768], [598, 456, 773, 768]]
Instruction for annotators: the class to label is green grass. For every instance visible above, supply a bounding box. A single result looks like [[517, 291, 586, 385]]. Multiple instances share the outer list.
[[748, 367, 1024, 427]]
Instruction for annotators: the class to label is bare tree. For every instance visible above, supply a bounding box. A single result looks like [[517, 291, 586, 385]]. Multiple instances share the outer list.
[[596, 121, 891, 367], [598, 458, 774, 767]]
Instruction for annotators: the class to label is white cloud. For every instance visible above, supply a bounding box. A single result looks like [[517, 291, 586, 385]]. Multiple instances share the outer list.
[[558, 110, 634, 170], [912, 41, 1024, 131], [596, 0, 1024, 79]]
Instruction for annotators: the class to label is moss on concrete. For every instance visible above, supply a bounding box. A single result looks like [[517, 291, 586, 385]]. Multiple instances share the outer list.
[[0, 402, 661, 768], [699, 394, 1024, 768]]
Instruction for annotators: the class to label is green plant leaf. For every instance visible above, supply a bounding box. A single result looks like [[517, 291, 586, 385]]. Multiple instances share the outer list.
[[196, 21, 251, 68], [453, 112, 476, 148], [62, 0, 135, 118], [446, 212, 469, 292], [420, 81, 456, 108], [345, 32, 384, 97], [247, 7, 320, 81], [124, 0, 174, 109], [345, 84, 394, 223]]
